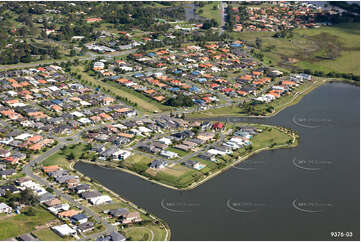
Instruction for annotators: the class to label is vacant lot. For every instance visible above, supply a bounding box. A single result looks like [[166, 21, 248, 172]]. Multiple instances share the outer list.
[[251, 127, 292, 150], [32, 228, 69, 241], [43, 143, 89, 169], [198, 2, 221, 25], [155, 163, 201, 188], [233, 23, 360, 75], [0, 207, 57, 240]]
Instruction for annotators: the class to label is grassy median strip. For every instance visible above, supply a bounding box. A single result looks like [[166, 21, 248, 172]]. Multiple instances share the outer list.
[[71, 65, 170, 113]]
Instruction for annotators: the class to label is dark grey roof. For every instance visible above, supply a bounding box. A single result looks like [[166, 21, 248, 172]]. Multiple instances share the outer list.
[[17, 234, 39, 241]]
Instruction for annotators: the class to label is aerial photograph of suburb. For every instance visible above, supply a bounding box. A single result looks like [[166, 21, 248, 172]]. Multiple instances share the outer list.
[[0, 0, 359, 241]]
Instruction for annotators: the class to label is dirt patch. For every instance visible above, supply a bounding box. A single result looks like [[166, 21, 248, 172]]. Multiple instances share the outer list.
[[145, 168, 159, 176]]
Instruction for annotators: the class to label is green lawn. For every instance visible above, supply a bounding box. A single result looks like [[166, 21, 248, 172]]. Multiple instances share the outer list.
[[155, 164, 202, 188], [32, 228, 69, 241], [123, 224, 166, 241], [198, 2, 221, 25], [0, 207, 57, 240], [232, 23, 360, 75], [42, 144, 89, 169], [122, 154, 153, 169], [250, 127, 292, 150]]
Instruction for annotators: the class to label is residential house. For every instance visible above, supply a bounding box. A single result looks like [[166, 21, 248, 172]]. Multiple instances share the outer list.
[[51, 224, 77, 238], [0, 203, 12, 213]]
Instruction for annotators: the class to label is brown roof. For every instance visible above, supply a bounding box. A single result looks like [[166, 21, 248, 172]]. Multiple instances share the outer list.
[[44, 198, 62, 207]]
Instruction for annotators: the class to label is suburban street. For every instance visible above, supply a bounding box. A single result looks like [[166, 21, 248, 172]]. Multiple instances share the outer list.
[[0, 49, 136, 71], [22, 126, 118, 240]]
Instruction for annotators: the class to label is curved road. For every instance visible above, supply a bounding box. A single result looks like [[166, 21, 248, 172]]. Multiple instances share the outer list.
[[23, 126, 117, 240]]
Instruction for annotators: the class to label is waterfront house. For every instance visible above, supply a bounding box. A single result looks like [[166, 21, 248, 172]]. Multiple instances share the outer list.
[[150, 160, 168, 169], [109, 208, 129, 218], [120, 211, 142, 224], [80, 191, 102, 200], [160, 150, 179, 159], [89, 195, 112, 205]]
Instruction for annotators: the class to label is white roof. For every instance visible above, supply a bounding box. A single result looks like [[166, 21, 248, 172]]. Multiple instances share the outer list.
[[158, 137, 172, 145], [48, 86, 59, 91], [0, 203, 11, 209], [78, 118, 91, 124], [80, 101, 91, 106], [138, 126, 152, 133], [89, 195, 112, 205], [15, 133, 33, 140], [52, 224, 76, 236], [71, 111, 84, 117], [207, 149, 227, 156]]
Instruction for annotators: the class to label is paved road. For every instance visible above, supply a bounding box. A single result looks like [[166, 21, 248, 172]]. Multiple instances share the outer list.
[[23, 126, 117, 240], [219, 2, 226, 36], [0, 49, 136, 71]]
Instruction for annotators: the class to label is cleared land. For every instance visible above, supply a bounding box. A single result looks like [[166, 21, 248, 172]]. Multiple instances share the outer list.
[[42, 143, 89, 169], [232, 23, 360, 75], [0, 206, 57, 240], [198, 2, 221, 25]]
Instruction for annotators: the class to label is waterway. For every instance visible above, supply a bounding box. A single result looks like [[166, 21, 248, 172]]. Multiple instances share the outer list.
[[75, 82, 360, 240]]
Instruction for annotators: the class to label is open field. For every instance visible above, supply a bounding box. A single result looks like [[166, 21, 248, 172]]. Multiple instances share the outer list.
[[42, 144, 89, 169], [155, 163, 201, 188], [250, 126, 292, 150], [232, 23, 360, 75], [198, 2, 221, 25], [0, 207, 57, 240]]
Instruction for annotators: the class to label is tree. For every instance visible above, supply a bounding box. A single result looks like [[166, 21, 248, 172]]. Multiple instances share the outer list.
[[26, 207, 36, 216], [70, 49, 76, 57], [67, 152, 75, 160], [256, 37, 262, 49], [46, 187, 54, 193], [20, 188, 35, 205], [165, 95, 194, 107]]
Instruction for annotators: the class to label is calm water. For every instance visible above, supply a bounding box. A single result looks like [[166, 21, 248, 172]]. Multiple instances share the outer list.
[[75, 82, 360, 241]]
